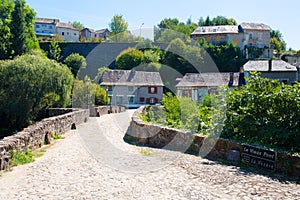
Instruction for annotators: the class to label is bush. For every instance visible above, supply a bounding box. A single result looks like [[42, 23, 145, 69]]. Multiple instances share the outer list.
[[0, 54, 74, 131], [72, 79, 108, 108], [141, 75, 300, 153], [115, 48, 144, 70], [222, 73, 300, 152], [64, 53, 86, 77]]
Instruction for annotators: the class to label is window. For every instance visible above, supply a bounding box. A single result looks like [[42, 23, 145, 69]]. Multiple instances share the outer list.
[[281, 80, 288, 84], [49, 25, 53, 29], [127, 95, 135, 104], [148, 87, 157, 94], [107, 86, 112, 92], [74, 33, 77, 36], [62, 32, 65, 36], [116, 95, 123, 104], [140, 97, 145, 102], [249, 33, 253, 40], [150, 98, 155, 104], [128, 86, 134, 92], [35, 24, 40, 28], [67, 32, 69, 35]]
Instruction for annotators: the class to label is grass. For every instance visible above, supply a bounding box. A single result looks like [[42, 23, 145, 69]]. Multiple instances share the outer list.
[[11, 148, 35, 166], [11, 147, 46, 167], [140, 149, 154, 156], [52, 132, 65, 140]]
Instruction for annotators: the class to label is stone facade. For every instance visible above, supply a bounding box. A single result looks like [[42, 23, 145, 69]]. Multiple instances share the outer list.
[[0, 109, 89, 171], [100, 70, 164, 107], [34, 18, 80, 42], [81, 28, 110, 41], [191, 22, 272, 59], [127, 107, 300, 176]]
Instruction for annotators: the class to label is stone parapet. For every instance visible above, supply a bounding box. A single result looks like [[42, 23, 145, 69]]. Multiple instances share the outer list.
[[0, 109, 89, 171], [127, 107, 300, 177]]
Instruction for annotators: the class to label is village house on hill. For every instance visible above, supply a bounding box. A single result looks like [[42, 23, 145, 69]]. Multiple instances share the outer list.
[[243, 60, 298, 84], [191, 22, 272, 59], [34, 18, 80, 42], [81, 28, 110, 41], [99, 70, 164, 108], [176, 72, 245, 103]]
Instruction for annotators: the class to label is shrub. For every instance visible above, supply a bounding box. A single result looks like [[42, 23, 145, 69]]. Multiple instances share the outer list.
[[0, 54, 74, 131], [72, 79, 108, 108], [222, 73, 300, 152], [64, 53, 87, 77], [11, 147, 35, 166]]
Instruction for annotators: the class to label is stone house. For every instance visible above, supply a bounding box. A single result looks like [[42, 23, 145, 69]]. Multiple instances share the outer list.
[[99, 70, 164, 107], [243, 60, 298, 84], [56, 22, 80, 42], [81, 28, 110, 41], [191, 25, 240, 46], [34, 18, 58, 41], [34, 18, 80, 42], [191, 22, 272, 59], [176, 72, 244, 103]]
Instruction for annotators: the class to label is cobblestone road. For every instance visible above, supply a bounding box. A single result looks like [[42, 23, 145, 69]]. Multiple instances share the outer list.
[[0, 110, 299, 199]]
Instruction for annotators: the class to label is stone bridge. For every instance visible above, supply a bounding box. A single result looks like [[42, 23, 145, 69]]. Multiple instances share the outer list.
[[0, 109, 299, 199], [40, 42, 169, 79]]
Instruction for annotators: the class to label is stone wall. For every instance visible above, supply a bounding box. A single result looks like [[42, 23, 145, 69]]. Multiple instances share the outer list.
[[0, 109, 89, 171], [94, 106, 126, 117], [128, 107, 300, 176], [48, 108, 79, 117]]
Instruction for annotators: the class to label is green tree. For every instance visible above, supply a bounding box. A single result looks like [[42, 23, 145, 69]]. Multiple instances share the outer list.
[[64, 53, 87, 77], [198, 16, 237, 26], [109, 14, 128, 36], [115, 47, 144, 70], [9, 0, 39, 58], [71, 21, 84, 30], [0, 54, 74, 131], [204, 16, 211, 26], [270, 30, 286, 53], [48, 40, 62, 62], [158, 18, 179, 29], [0, 0, 14, 59], [156, 29, 191, 43], [222, 73, 300, 152], [156, 18, 197, 39], [144, 49, 161, 63], [95, 85, 108, 105], [162, 38, 201, 74], [200, 40, 246, 72]]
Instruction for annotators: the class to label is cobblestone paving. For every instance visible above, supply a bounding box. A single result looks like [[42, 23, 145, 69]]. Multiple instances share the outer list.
[[0, 111, 299, 200]]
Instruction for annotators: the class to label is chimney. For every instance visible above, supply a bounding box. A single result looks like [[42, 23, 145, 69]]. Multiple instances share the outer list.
[[268, 59, 272, 71]]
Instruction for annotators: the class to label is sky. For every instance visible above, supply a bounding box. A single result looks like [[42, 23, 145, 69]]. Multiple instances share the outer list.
[[26, 0, 300, 49]]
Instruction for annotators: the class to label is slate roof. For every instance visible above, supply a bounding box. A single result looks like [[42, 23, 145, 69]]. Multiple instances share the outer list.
[[82, 28, 96, 33], [57, 22, 79, 31], [96, 29, 109, 34], [35, 18, 59, 24], [100, 70, 164, 86], [243, 60, 297, 72], [191, 25, 238, 35], [239, 23, 271, 31], [176, 73, 241, 87]]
